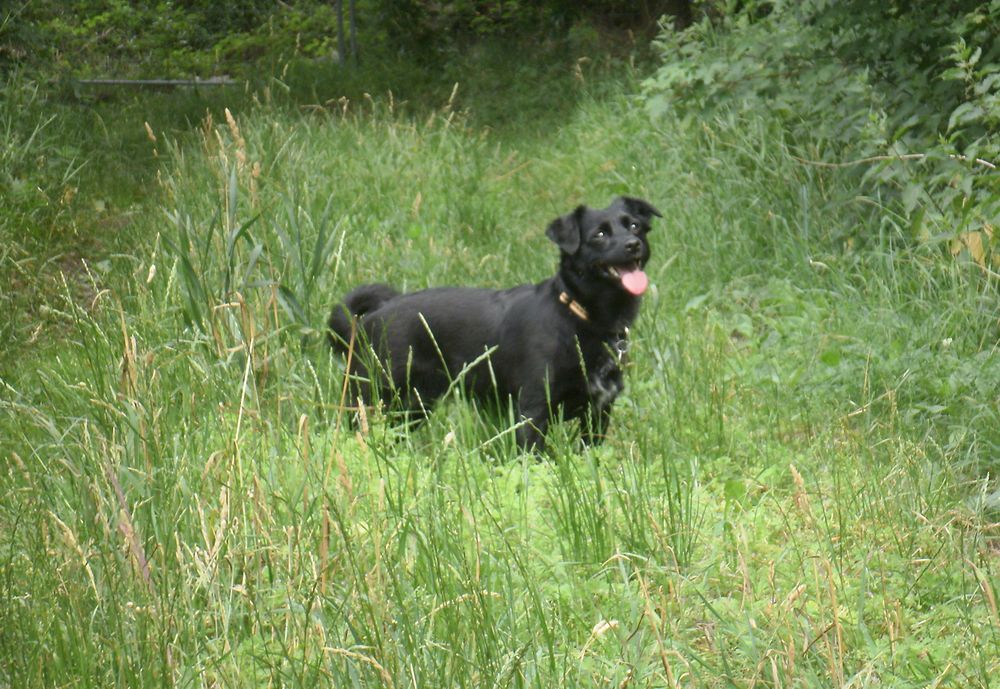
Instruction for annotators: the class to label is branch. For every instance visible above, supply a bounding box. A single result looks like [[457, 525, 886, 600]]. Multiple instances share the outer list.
[[791, 152, 997, 170], [77, 77, 236, 87]]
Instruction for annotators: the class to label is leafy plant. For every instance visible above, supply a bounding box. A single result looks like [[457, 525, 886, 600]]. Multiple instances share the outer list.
[[643, 0, 1000, 268]]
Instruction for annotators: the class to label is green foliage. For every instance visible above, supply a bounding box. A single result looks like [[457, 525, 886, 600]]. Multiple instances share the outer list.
[[3, 0, 669, 78], [3, 1, 343, 77], [643, 0, 1000, 266], [368, 0, 673, 48], [643, 5, 882, 145]]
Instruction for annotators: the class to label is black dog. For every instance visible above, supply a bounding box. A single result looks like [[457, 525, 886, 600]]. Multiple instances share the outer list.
[[327, 196, 661, 450]]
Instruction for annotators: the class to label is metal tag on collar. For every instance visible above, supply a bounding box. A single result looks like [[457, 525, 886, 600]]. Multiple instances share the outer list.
[[614, 327, 630, 362]]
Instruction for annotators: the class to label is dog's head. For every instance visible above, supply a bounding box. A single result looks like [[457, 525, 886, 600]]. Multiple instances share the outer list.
[[546, 196, 661, 296]]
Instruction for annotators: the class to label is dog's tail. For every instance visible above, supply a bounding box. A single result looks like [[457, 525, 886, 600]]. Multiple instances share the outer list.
[[327, 283, 399, 353]]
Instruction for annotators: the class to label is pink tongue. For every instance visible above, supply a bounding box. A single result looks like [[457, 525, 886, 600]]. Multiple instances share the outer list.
[[621, 269, 649, 296]]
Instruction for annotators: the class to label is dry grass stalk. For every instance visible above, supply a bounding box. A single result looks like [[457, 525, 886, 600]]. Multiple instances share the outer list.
[[632, 561, 682, 689], [51, 512, 100, 598], [298, 413, 310, 512], [322, 647, 394, 689], [824, 559, 844, 687], [118, 310, 138, 399], [320, 506, 330, 595], [104, 461, 153, 589], [789, 464, 814, 525]]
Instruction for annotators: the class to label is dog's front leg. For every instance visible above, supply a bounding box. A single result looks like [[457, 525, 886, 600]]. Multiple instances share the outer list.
[[515, 416, 548, 452]]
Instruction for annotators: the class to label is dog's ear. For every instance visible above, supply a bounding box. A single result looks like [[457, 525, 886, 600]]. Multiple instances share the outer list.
[[620, 196, 662, 222], [546, 205, 586, 254]]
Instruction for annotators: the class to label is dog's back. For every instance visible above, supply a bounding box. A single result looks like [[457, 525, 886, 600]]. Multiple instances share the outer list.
[[327, 283, 399, 353]]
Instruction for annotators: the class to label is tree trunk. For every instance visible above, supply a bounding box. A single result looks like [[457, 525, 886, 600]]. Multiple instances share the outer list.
[[349, 0, 358, 66], [336, 0, 346, 65]]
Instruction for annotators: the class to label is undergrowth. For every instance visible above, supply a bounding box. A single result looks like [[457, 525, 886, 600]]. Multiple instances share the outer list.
[[1, 33, 999, 689]]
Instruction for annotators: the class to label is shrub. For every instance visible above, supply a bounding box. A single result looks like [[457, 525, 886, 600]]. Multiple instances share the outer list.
[[642, 0, 1000, 267]]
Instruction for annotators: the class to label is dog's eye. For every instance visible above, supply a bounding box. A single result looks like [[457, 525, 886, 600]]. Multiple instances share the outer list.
[[622, 215, 641, 233]]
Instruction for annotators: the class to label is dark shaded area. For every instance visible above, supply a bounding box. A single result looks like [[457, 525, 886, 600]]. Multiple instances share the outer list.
[[1, 1, 684, 78]]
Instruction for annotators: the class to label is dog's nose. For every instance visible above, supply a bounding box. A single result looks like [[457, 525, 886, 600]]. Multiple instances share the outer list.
[[625, 237, 642, 255]]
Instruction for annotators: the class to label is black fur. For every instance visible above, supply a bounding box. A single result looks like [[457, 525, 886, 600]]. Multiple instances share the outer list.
[[327, 196, 661, 451]]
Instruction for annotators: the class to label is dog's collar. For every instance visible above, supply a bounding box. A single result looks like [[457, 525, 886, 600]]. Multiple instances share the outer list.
[[559, 291, 630, 361], [559, 291, 590, 321]]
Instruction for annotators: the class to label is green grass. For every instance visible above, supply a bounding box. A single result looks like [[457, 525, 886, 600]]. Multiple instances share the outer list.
[[1, 54, 999, 688]]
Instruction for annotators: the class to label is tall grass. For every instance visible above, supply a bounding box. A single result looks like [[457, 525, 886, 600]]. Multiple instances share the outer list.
[[1, 64, 998, 688]]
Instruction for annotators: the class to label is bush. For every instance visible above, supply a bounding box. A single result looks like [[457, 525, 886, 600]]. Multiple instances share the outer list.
[[642, 0, 1000, 268], [2, 1, 343, 77]]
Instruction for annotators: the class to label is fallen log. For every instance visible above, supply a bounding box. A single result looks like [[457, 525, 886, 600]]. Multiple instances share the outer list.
[[77, 77, 236, 88]]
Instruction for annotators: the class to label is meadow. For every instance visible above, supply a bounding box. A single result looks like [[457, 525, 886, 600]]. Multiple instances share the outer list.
[[1, 49, 999, 687]]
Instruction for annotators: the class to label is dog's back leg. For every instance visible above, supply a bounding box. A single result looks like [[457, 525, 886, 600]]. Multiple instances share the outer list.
[[392, 360, 449, 421]]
